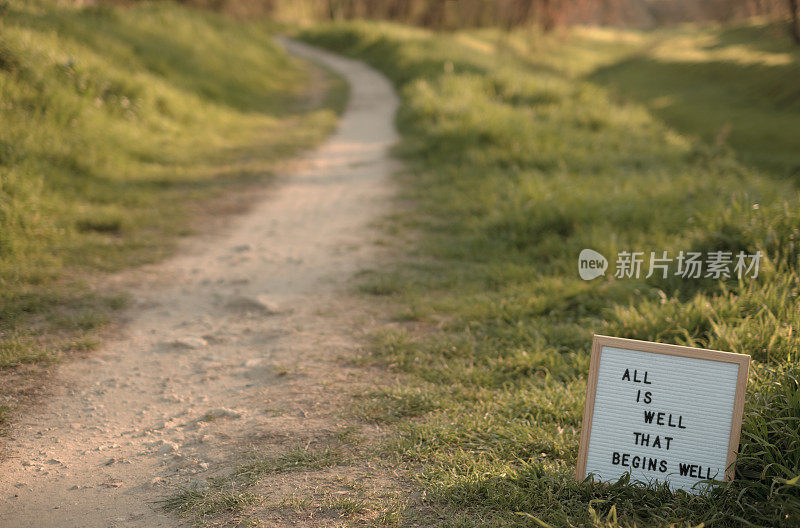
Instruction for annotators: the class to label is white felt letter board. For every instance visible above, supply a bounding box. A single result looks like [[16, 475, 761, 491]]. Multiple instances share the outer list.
[[575, 335, 750, 493]]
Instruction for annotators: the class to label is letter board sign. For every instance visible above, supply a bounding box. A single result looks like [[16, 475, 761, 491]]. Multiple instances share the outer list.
[[576, 335, 750, 493]]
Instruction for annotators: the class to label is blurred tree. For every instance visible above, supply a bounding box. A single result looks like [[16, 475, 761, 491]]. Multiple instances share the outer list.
[[539, 0, 557, 31], [100, 0, 800, 35]]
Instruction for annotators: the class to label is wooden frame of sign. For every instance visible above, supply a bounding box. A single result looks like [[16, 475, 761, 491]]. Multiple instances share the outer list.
[[575, 335, 750, 489]]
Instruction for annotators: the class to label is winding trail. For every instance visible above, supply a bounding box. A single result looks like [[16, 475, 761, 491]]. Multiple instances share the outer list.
[[0, 40, 398, 527]]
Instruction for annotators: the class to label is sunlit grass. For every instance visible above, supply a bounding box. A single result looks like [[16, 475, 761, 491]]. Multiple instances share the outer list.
[[588, 22, 800, 179], [0, 0, 344, 369], [301, 19, 800, 527]]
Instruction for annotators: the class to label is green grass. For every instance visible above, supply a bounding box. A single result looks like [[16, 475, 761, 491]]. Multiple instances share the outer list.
[[235, 446, 348, 484], [0, 1, 344, 370], [161, 483, 262, 524], [589, 23, 800, 180], [299, 20, 800, 527], [0, 404, 10, 435], [163, 443, 361, 526]]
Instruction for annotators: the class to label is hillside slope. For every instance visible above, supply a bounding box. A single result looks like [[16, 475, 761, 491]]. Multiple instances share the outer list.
[[0, 0, 343, 397]]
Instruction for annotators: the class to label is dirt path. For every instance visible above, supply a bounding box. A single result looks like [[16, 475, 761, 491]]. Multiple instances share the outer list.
[[0, 40, 398, 528]]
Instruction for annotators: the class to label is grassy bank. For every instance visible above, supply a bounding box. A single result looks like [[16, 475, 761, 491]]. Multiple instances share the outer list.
[[0, 0, 344, 389], [299, 21, 800, 527], [589, 23, 800, 180]]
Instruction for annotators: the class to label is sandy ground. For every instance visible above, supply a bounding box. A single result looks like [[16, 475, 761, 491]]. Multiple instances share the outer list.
[[0, 40, 398, 528]]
